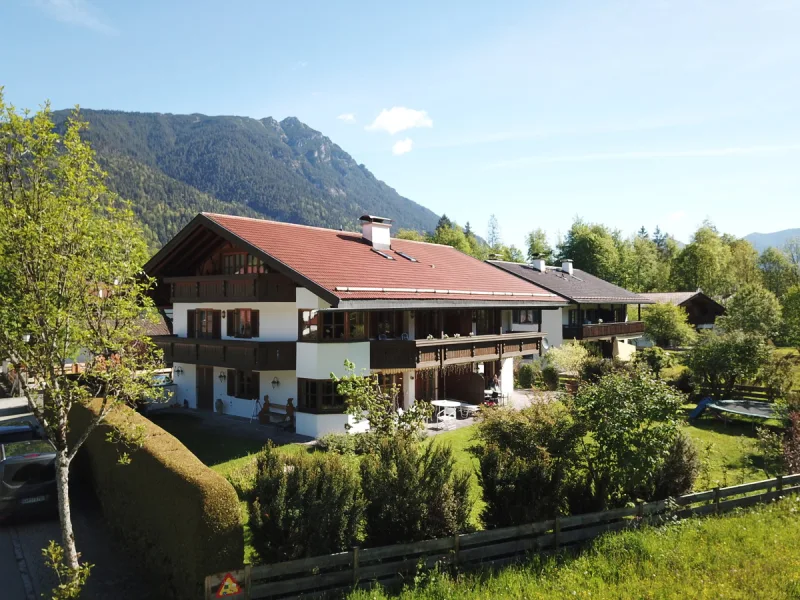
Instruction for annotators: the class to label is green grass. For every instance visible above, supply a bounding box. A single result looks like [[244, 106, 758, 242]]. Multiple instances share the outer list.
[[347, 496, 800, 600]]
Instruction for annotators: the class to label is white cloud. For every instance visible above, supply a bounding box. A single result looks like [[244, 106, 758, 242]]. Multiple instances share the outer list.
[[34, 0, 117, 35], [488, 143, 800, 169], [337, 113, 356, 124], [366, 107, 433, 135], [668, 210, 687, 222], [392, 138, 414, 155]]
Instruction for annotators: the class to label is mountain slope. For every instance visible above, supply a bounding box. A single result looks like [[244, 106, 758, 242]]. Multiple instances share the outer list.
[[744, 228, 800, 252], [53, 110, 439, 247]]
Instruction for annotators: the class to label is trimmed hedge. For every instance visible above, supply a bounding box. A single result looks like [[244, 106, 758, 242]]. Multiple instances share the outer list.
[[69, 402, 243, 599]]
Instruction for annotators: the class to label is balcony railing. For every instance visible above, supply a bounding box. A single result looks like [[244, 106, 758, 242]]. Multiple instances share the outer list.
[[153, 336, 296, 371], [164, 273, 296, 303], [370, 332, 543, 370], [562, 321, 645, 340]]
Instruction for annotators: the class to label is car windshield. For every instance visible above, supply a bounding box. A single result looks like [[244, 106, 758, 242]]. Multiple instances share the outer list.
[[152, 374, 173, 386], [2, 440, 55, 458]]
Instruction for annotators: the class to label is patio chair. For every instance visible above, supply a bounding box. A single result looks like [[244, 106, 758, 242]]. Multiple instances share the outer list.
[[437, 406, 457, 430]]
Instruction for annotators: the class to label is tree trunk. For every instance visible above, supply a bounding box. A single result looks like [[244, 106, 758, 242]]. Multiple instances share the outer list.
[[56, 450, 80, 571]]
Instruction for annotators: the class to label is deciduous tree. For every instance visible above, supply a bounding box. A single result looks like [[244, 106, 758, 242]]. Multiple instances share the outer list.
[[0, 94, 161, 586], [642, 302, 696, 347], [525, 228, 554, 263], [718, 283, 782, 339]]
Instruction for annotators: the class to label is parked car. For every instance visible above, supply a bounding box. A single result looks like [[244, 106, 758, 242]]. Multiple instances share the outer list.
[[0, 438, 58, 519], [136, 369, 176, 415], [0, 418, 42, 444]]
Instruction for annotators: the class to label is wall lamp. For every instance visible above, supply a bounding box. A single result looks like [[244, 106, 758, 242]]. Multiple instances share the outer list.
[[174, 366, 184, 377], [218, 371, 227, 383], [272, 377, 280, 389]]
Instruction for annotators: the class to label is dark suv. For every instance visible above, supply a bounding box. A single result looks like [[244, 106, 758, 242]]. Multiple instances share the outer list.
[[0, 419, 42, 444], [0, 438, 58, 519]]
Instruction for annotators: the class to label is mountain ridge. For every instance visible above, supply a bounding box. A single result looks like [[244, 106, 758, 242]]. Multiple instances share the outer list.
[[744, 228, 800, 252], [52, 109, 440, 249]]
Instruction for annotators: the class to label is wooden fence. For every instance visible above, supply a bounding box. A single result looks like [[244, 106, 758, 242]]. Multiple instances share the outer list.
[[698, 384, 778, 402], [205, 474, 800, 599]]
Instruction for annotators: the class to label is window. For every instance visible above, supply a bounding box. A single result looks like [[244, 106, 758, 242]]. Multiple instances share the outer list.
[[188, 309, 220, 339], [228, 309, 259, 338], [299, 310, 319, 341], [374, 311, 401, 339], [299, 310, 369, 341], [223, 253, 265, 275], [348, 312, 367, 340], [297, 379, 344, 412], [227, 369, 259, 400], [513, 309, 541, 325], [322, 311, 346, 340]]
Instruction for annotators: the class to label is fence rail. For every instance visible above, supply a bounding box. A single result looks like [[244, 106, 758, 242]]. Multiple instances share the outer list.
[[699, 384, 778, 401], [205, 474, 800, 599]]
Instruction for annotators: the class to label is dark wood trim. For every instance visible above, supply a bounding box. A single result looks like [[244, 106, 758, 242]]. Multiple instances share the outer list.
[[152, 336, 296, 370], [336, 299, 568, 310], [166, 273, 296, 303], [562, 321, 645, 340]]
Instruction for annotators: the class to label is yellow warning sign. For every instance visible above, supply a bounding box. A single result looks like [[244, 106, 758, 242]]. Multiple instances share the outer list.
[[216, 572, 243, 597]]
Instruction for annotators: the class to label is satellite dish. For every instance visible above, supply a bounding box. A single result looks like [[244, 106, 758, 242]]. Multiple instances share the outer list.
[[541, 338, 550, 351]]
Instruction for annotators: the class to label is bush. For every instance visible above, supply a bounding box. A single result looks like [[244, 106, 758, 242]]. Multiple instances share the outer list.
[[785, 412, 800, 473], [360, 437, 472, 546], [758, 354, 795, 402], [471, 403, 590, 527], [541, 365, 560, 391], [517, 363, 537, 389], [579, 357, 614, 383], [669, 369, 694, 395], [651, 432, 700, 499], [318, 432, 357, 455], [543, 341, 589, 375], [642, 303, 696, 347], [634, 347, 673, 377], [69, 401, 242, 600], [248, 443, 363, 563]]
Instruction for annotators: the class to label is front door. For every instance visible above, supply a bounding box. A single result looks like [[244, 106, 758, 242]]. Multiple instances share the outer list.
[[196, 366, 214, 411]]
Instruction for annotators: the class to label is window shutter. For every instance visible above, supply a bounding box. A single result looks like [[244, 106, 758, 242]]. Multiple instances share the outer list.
[[252, 372, 260, 400], [227, 310, 235, 337], [251, 310, 259, 338], [212, 311, 222, 339], [227, 369, 236, 397], [186, 310, 196, 338]]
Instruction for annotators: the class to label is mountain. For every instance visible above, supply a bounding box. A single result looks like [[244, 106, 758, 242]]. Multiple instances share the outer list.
[[744, 228, 800, 252], [52, 110, 440, 249]]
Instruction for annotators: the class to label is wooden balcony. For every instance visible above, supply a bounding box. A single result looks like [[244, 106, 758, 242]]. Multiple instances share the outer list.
[[164, 273, 296, 303], [562, 321, 645, 341], [370, 332, 543, 370], [153, 336, 296, 371]]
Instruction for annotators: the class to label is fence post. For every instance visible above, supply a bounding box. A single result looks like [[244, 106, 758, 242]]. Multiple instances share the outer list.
[[713, 486, 720, 514], [554, 516, 561, 551], [777, 475, 784, 494], [637, 501, 644, 520], [204, 575, 211, 600], [245, 564, 252, 600], [453, 533, 460, 568], [352, 546, 360, 585]]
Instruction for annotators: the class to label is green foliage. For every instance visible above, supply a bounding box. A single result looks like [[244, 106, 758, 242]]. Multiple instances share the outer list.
[[754, 426, 786, 477], [51, 109, 440, 247], [757, 354, 795, 402], [471, 403, 589, 526], [543, 341, 589, 375], [68, 401, 242, 600], [573, 369, 690, 507], [785, 413, 800, 473], [42, 541, 92, 600], [249, 442, 364, 563], [360, 437, 472, 546], [516, 363, 538, 389], [642, 302, 696, 347], [557, 219, 621, 283], [395, 228, 427, 241], [780, 285, 800, 347], [684, 331, 771, 400], [671, 222, 735, 297], [718, 283, 782, 339], [758, 247, 799, 298], [579, 357, 616, 383], [652, 432, 701, 499], [525, 228, 554, 263], [633, 346, 673, 377], [317, 432, 374, 456], [333, 360, 432, 443], [541, 365, 560, 390]]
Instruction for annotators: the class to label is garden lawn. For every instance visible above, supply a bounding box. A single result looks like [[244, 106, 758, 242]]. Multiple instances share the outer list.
[[347, 496, 800, 600]]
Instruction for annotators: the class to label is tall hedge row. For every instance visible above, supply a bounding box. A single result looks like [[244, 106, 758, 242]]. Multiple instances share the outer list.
[[69, 402, 243, 599]]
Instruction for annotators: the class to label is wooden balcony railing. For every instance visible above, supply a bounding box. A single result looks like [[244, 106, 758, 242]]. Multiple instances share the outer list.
[[153, 336, 296, 371], [562, 321, 645, 340], [370, 332, 543, 370], [164, 273, 296, 303]]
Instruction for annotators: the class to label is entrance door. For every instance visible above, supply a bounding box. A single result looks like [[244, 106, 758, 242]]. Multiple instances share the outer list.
[[196, 366, 214, 411]]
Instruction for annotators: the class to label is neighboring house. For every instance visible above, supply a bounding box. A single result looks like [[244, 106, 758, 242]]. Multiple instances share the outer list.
[[143, 213, 567, 438], [640, 291, 725, 331], [487, 258, 653, 359]]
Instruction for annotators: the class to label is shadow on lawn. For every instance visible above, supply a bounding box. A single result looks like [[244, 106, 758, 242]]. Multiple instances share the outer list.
[[148, 411, 302, 468]]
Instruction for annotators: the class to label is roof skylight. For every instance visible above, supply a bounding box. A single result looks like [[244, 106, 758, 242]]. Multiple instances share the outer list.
[[395, 250, 418, 262], [371, 248, 395, 260]]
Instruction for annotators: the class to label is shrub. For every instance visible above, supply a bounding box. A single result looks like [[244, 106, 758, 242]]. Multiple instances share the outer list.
[[758, 354, 795, 402], [651, 431, 700, 499], [669, 369, 694, 395], [541, 365, 560, 391], [785, 413, 800, 473], [517, 363, 537, 389], [471, 403, 589, 526], [318, 432, 357, 455], [642, 303, 696, 347], [69, 401, 242, 600], [543, 341, 589, 375], [634, 347, 673, 378], [579, 357, 614, 383], [360, 437, 472, 546], [225, 460, 258, 499], [248, 442, 363, 563]]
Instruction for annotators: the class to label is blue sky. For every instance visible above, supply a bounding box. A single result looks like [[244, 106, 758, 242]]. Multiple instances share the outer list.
[[3, 0, 800, 249]]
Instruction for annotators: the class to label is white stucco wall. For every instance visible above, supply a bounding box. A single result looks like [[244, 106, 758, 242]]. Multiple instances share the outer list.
[[172, 302, 298, 341], [540, 308, 563, 349], [172, 362, 197, 408], [295, 412, 369, 438], [295, 342, 371, 379], [500, 356, 514, 395]]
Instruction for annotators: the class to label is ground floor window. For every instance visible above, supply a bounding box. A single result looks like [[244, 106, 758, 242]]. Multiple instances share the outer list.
[[226, 369, 259, 399], [297, 378, 345, 413]]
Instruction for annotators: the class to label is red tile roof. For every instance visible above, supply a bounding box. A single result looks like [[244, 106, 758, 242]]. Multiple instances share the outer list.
[[203, 214, 563, 305]]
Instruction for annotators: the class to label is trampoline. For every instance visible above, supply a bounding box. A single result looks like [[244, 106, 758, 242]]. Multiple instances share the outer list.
[[708, 399, 776, 420]]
